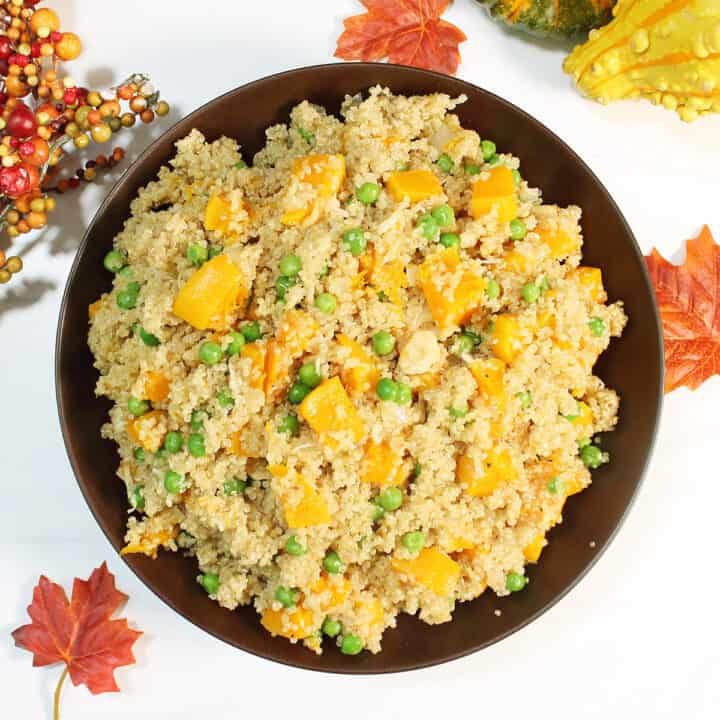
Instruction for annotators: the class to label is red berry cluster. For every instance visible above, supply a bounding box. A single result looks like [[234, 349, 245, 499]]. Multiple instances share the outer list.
[[0, 1, 170, 285]]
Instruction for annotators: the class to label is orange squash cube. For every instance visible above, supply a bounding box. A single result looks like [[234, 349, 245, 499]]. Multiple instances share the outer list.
[[282, 154, 346, 226], [88, 299, 102, 321], [457, 447, 517, 497], [299, 377, 365, 448], [491, 313, 531, 365], [538, 226, 580, 259], [469, 358, 506, 407], [261, 606, 315, 640], [361, 441, 406, 486], [336, 334, 379, 396], [269, 465, 331, 529], [240, 341, 267, 391], [142, 371, 170, 403], [391, 547, 460, 596], [470, 167, 518, 224], [523, 533, 547, 563], [386, 170, 442, 203], [311, 574, 351, 610], [126, 409, 166, 453], [575, 266, 606, 303], [172, 254, 246, 331]]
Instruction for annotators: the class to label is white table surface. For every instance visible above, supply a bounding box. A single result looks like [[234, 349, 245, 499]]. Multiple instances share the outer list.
[[3, 1, 719, 717]]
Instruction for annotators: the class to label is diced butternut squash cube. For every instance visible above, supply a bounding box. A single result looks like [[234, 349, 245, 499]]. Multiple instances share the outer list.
[[491, 313, 531, 365], [280, 207, 311, 226], [523, 533, 547, 563], [126, 409, 166, 453], [261, 606, 315, 640], [538, 226, 580, 259], [336, 334, 379, 396], [418, 247, 486, 329], [361, 441, 405, 486], [386, 170, 442, 203], [120, 528, 176, 559], [470, 167, 518, 224], [564, 473, 588, 497], [240, 341, 267, 391], [88, 299, 102, 321], [391, 547, 460, 597], [469, 358, 506, 407], [456, 447, 517, 497], [172, 254, 246, 331], [142, 371, 170, 403], [575, 266, 606, 303], [269, 465, 331, 529], [264, 311, 319, 397], [574, 401, 593, 428], [311, 574, 351, 610], [446, 536, 475, 553], [204, 193, 252, 237], [292, 154, 346, 197], [368, 258, 407, 307], [502, 249, 531, 274], [299, 377, 365, 448]]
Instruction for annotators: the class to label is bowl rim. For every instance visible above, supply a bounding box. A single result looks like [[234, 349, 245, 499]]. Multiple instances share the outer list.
[[55, 61, 664, 674]]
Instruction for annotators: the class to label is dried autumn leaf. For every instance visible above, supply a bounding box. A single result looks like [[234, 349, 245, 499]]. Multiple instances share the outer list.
[[335, 0, 467, 76], [645, 225, 720, 394], [12, 562, 142, 719]]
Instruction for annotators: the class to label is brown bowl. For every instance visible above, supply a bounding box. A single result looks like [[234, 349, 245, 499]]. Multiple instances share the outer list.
[[56, 63, 663, 673]]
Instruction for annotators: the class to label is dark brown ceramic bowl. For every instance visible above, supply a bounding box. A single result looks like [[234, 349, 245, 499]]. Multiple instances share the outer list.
[[56, 63, 663, 673]]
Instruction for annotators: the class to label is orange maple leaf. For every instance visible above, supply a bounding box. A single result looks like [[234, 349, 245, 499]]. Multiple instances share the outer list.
[[12, 563, 142, 718], [335, 0, 467, 76], [645, 225, 720, 393]]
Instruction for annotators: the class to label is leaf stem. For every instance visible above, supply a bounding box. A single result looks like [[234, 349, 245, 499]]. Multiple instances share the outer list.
[[53, 666, 69, 720]]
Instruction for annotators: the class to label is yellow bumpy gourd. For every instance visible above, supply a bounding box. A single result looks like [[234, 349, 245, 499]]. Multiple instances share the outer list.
[[564, 0, 720, 122]]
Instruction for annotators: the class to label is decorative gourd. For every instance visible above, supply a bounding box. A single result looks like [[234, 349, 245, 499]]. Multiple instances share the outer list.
[[564, 0, 720, 122], [476, 0, 615, 39]]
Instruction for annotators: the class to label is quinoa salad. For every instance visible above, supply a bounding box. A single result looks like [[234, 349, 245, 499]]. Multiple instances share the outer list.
[[88, 87, 627, 656]]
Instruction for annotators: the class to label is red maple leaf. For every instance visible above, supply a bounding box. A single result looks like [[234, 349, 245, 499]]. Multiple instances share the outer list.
[[12, 563, 142, 717], [335, 0, 467, 76], [645, 225, 720, 393]]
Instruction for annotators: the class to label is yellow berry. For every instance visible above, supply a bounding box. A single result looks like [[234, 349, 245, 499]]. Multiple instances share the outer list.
[[74, 133, 90, 149]]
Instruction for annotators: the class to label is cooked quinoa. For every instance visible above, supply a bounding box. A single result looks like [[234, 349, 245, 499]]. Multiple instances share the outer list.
[[88, 87, 627, 656]]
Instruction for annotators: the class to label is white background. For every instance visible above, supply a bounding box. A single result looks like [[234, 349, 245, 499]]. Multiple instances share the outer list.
[[2, 1, 719, 717]]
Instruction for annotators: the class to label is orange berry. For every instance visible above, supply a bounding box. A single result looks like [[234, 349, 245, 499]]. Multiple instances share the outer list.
[[87, 109, 102, 125], [117, 85, 133, 100], [99, 100, 120, 118], [7, 28, 20, 41], [140, 109, 154, 124], [16, 219, 30, 233], [40, 42, 54, 57], [45, 70, 57, 83], [129, 96, 146, 113], [30, 8, 61, 34], [26, 138, 50, 167], [54, 32, 82, 61], [0, 249, 6, 266], [27, 211, 47, 229], [5, 76, 28, 97]]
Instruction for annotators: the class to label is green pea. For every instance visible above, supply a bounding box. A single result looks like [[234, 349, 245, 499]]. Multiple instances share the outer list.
[[207, 245, 222, 259], [128, 485, 145, 511], [285, 535, 307, 556], [119, 266, 134, 278], [235, 160, 248, 169], [376, 378, 398, 402], [275, 585, 300, 608], [481, 140, 497, 161], [377, 486, 403, 512], [322, 617, 342, 637], [372, 330, 395, 356], [439, 232, 460, 248], [356, 182, 380, 205], [128, 397, 149, 417], [464, 163, 482, 175], [340, 634, 363, 655], [396, 383, 413, 405], [224, 477, 246, 495], [516, 390, 532, 409], [436, 153, 453, 173], [116, 287, 138, 310], [276, 275, 294, 301], [509, 218, 527, 241], [315, 292, 337, 314], [401, 531, 425, 555], [103, 249, 126, 273], [454, 333, 475, 355], [577, 436, 591, 449], [581, 444, 605, 469], [164, 431, 183, 454], [187, 432, 206, 458], [217, 388, 235, 408], [133, 447, 145, 463], [485, 278, 501, 299], [280, 253, 302, 277], [226, 331, 245, 356], [199, 341, 223, 365], [449, 403, 469, 419], [288, 381, 311, 405], [190, 409, 207, 431], [299, 362, 322, 389], [164, 470, 186, 494], [342, 228, 367, 256], [522, 282, 541, 304], [538, 277, 550, 293], [241, 321, 262, 343], [506, 572, 527, 592], [137, 326, 160, 346], [547, 476, 565, 495], [416, 213, 439, 240], [511, 169, 522, 186], [588, 317, 606, 337], [187, 243, 208, 267], [431, 204, 455, 228], [297, 127, 315, 145], [323, 550, 344, 574], [201, 573, 220, 595], [278, 413, 300, 437], [372, 504, 385, 522]]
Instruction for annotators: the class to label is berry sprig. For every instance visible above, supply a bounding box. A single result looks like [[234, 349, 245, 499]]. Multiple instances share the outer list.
[[0, 1, 170, 285]]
